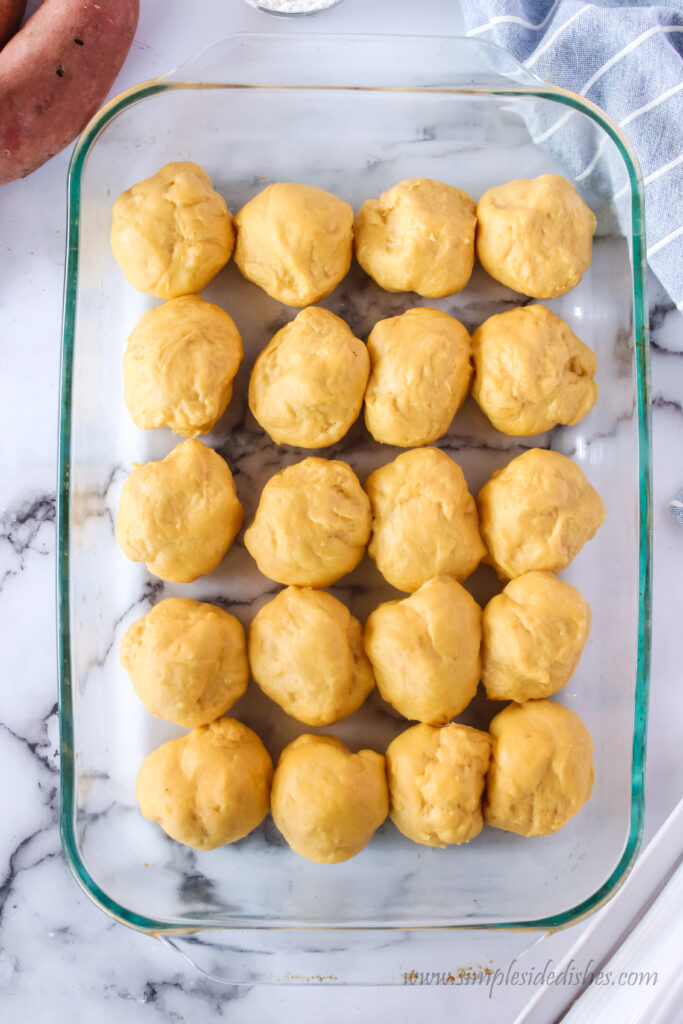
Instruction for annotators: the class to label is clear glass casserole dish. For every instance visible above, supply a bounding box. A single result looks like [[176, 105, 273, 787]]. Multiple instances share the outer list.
[[57, 33, 652, 982]]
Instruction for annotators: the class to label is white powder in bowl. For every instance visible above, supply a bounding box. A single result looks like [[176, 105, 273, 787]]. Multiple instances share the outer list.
[[251, 0, 340, 12]]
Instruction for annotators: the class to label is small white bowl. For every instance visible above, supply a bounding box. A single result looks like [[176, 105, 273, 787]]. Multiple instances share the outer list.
[[243, 0, 344, 16]]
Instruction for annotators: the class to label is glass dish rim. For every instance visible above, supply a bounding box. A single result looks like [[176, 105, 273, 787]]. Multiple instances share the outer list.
[[57, 32, 652, 937]]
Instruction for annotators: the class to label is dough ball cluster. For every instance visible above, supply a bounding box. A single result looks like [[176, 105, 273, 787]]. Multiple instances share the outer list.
[[485, 699, 594, 837], [116, 438, 243, 583], [249, 586, 374, 726], [478, 448, 605, 580], [234, 183, 353, 306], [244, 457, 371, 587], [111, 161, 234, 299], [271, 735, 388, 863], [364, 307, 472, 447], [249, 307, 369, 448], [472, 305, 598, 436], [120, 598, 248, 728], [116, 166, 603, 859], [124, 295, 243, 437], [476, 174, 596, 298], [482, 572, 591, 702], [386, 723, 492, 847], [364, 577, 482, 725], [354, 177, 476, 297], [136, 719, 273, 850], [366, 447, 486, 592]]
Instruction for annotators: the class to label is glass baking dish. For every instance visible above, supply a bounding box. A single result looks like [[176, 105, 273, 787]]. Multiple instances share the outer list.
[[57, 33, 651, 982]]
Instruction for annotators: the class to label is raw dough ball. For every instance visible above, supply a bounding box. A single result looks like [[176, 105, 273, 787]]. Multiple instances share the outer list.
[[249, 587, 374, 726], [124, 295, 243, 437], [484, 699, 594, 836], [472, 305, 598, 436], [476, 174, 596, 298], [244, 457, 370, 587], [366, 447, 486, 592], [136, 719, 273, 850], [234, 183, 353, 306], [478, 448, 605, 580], [386, 723, 491, 846], [482, 571, 591, 702], [249, 307, 369, 448], [116, 438, 243, 583], [111, 161, 234, 299], [271, 735, 388, 863], [364, 307, 472, 447], [120, 598, 248, 727], [364, 576, 482, 725], [354, 177, 476, 297]]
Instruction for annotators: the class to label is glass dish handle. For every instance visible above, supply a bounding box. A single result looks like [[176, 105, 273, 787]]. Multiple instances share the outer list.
[[158, 928, 549, 986], [161, 33, 550, 92]]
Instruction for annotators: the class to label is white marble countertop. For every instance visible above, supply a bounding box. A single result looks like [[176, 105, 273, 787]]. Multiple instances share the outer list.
[[2, 0, 682, 1020]]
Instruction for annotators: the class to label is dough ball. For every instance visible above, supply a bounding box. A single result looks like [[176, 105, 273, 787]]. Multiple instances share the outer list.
[[484, 699, 594, 836], [271, 735, 388, 863], [111, 161, 234, 299], [116, 438, 243, 583], [244, 457, 370, 587], [366, 447, 486, 592], [472, 305, 598, 436], [249, 587, 374, 726], [364, 576, 481, 725], [482, 572, 591, 702], [136, 718, 273, 850], [124, 295, 243, 437], [120, 598, 248, 727], [234, 183, 353, 306], [478, 448, 605, 580], [364, 307, 472, 447], [249, 307, 369, 448], [386, 723, 491, 846], [476, 174, 596, 298], [354, 178, 476, 297]]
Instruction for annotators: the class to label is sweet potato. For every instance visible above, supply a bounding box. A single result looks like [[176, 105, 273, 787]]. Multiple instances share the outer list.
[[0, 0, 139, 183], [0, 1, 27, 49]]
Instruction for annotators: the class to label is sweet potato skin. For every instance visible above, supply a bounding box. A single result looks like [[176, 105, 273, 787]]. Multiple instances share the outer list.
[[0, 0, 139, 183], [0, 1, 27, 49]]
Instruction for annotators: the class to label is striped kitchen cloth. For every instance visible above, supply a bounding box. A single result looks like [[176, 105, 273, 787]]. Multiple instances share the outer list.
[[461, 0, 683, 309]]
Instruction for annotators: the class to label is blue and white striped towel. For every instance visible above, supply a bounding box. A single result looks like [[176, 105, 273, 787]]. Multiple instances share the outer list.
[[461, 0, 683, 309]]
